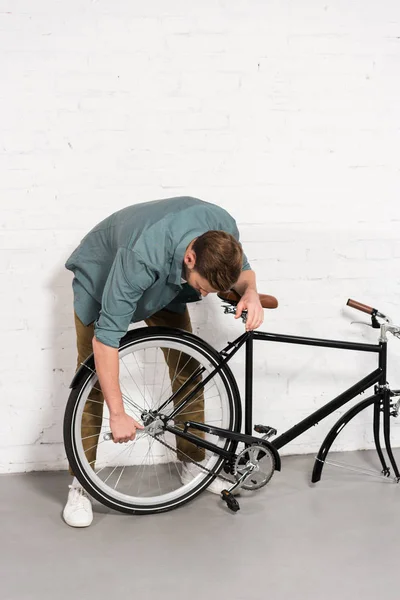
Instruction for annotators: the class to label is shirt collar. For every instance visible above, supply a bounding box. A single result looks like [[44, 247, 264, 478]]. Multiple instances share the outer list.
[[167, 231, 202, 286]]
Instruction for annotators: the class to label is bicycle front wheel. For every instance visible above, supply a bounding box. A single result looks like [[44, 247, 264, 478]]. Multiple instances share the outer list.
[[64, 327, 241, 514]]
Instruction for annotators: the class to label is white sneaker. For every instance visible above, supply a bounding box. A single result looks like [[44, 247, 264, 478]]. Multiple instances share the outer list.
[[63, 485, 93, 527], [180, 461, 239, 496]]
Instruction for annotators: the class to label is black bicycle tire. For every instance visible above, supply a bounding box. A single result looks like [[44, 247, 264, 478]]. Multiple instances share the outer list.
[[64, 326, 242, 515]]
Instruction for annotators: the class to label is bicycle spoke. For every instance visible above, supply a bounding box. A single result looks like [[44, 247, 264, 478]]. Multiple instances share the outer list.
[[135, 436, 158, 497], [81, 432, 105, 441], [151, 347, 159, 409], [114, 465, 126, 490], [95, 436, 143, 477], [89, 383, 143, 417], [164, 387, 220, 422], [83, 412, 109, 421], [83, 438, 108, 455], [82, 362, 144, 416], [157, 352, 196, 407], [150, 439, 162, 496], [158, 348, 171, 410], [122, 354, 153, 412]]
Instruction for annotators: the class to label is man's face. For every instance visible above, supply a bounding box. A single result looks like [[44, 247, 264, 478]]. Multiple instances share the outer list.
[[185, 268, 218, 297], [183, 242, 219, 297]]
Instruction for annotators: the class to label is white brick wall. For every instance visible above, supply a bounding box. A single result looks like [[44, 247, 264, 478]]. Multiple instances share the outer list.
[[1, 1, 400, 473]]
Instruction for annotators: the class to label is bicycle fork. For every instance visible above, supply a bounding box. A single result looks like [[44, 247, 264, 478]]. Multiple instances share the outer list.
[[373, 339, 400, 480], [374, 385, 400, 480]]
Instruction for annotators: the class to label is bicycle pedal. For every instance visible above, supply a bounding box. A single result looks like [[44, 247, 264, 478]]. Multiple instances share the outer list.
[[221, 489, 240, 513], [254, 424, 277, 438]]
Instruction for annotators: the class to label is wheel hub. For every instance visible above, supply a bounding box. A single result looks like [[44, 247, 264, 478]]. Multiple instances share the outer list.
[[141, 411, 165, 435]]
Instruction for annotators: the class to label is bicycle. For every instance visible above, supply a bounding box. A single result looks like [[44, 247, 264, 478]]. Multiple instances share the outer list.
[[64, 293, 400, 514]]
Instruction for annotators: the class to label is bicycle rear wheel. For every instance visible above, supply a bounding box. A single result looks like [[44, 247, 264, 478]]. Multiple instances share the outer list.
[[64, 327, 241, 514]]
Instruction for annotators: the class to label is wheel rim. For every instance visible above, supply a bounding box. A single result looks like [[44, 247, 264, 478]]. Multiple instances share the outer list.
[[70, 335, 236, 509]]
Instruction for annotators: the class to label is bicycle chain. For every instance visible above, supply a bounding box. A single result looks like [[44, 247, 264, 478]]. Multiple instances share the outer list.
[[148, 431, 235, 484]]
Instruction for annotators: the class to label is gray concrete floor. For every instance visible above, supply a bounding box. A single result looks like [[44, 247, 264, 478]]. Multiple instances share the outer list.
[[1, 450, 400, 600]]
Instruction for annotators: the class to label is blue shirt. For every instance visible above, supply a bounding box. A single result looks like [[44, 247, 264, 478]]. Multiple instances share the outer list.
[[65, 197, 251, 348]]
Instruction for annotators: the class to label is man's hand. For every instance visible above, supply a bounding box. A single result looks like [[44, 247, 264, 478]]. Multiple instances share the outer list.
[[110, 412, 145, 443], [234, 289, 264, 331]]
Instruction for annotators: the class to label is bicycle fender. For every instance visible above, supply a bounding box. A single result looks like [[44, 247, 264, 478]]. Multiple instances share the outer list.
[[68, 327, 137, 389], [260, 440, 281, 472], [69, 354, 96, 389]]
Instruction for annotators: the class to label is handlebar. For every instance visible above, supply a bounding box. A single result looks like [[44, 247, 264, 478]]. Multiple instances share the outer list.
[[347, 299, 376, 316], [346, 298, 400, 341], [220, 292, 400, 341]]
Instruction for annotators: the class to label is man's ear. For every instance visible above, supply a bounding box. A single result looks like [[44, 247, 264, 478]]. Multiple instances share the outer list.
[[184, 249, 196, 270]]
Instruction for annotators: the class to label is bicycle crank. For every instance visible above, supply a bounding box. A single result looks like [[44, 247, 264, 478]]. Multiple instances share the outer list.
[[233, 444, 276, 490]]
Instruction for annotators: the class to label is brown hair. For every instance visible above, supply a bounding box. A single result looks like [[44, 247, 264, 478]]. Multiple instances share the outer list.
[[192, 231, 243, 291]]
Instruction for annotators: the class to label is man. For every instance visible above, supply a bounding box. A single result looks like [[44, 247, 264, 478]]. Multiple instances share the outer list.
[[63, 196, 263, 527]]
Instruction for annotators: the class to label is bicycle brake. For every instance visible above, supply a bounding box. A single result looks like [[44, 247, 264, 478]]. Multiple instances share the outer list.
[[351, 314, 381, 329], [351, 321, 373, 328]]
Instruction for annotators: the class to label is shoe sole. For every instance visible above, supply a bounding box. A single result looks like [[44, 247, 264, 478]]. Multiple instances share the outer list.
[[63, 518, 93, 527], [63, 510, 93, 528]]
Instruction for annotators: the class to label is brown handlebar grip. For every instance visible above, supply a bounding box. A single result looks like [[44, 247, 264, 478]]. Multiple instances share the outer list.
[[218, 290, 278, 309], [346, 299, 374, 315]]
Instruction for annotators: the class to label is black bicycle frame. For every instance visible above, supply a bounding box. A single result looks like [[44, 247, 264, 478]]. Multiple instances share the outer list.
[[251, 330, 399, 481], [165, 329, 400, 482]]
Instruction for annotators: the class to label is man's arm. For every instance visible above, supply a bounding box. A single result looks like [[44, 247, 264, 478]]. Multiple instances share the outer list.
[[93, 248, 155, 442], [92, 338, 143, 442], [232, 269, 264, 330], [232, 269, 257, 296]]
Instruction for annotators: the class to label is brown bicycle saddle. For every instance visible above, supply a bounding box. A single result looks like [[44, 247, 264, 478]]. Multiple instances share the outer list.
[[217, 290, 278, 309]]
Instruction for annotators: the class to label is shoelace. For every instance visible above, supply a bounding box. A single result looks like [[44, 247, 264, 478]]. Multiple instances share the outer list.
[[68, 485, 88, 506]]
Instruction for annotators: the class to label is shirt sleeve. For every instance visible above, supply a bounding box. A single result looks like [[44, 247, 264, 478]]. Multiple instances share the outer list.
[[241, 251, 251, 272], [94, 247, 156, 348], [230, 219, 251, 272]]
